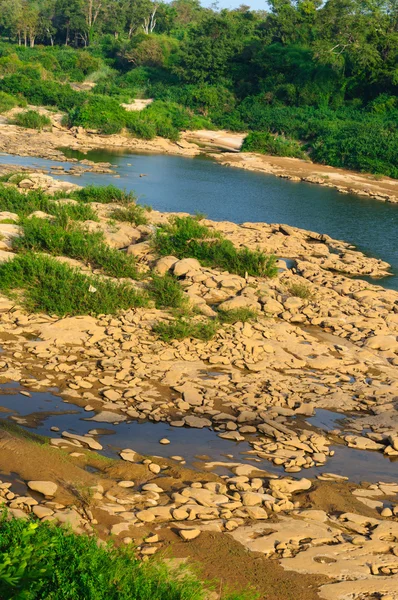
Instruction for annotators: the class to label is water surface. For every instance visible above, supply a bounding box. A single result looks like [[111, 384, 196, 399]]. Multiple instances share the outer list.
[[1, 150, 397, 290]]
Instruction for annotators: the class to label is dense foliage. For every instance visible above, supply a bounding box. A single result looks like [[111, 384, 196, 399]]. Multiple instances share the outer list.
[[0, 0, 396, 176], [0, 513, 254, 599]]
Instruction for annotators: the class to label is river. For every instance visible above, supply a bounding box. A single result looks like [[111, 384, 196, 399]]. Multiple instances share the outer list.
[[1, 149, 398, 290]]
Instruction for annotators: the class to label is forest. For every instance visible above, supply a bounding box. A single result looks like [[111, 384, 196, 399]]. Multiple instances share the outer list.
[[0, 0, 397, 177]]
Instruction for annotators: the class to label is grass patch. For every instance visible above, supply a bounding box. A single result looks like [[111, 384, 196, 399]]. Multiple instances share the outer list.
[[217, 307, 257, 323], [153, 316, 218, 342], [0, 184, 97, 221], [110, 204, 148, 226], [13, 109, 51, 130], [288, 282, 313, 299], [68, 185, 136, 205], [0, 253, 148, 316], [153, 216, 277, 278], [0, 512, 218, 600], [148, 273, 188, 310], [13, 217, 140, 279]]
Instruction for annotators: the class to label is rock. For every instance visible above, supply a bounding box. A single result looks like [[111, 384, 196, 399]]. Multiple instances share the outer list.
[[179, 528, 201, 541], [381, 508, 393, 518], [136, 510, 156, 523], [173, 508, 189, 520], [182, 387, 204, 407], [173, 258, 201, 277], [118, 481, 135, 488], [218, 296, 261, 312], [145, 534, 159, 543], [154, 256, 178, 275], [87, 411, 126, 423], [149, 463, 161, 474], [32, 506, 54, 519], [0, 250, 16, 264], [184, 416, 211, 428], [120, 449, 137, 462], [27, 481, 57, 498], [159, 438, 170, 445], [269, 478, 312, 497], [62, 431, 102, 450]]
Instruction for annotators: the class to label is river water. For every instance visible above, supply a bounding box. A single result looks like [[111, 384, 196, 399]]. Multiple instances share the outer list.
[[1, 149, 398, 290]]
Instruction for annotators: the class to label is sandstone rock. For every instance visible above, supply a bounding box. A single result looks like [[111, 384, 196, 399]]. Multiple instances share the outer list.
[[173, 258, 201, 277], [218, 296, 260, 312], [28, 481, 57, 498], [184, 416, 211, 428], [179, 528, 201, 541]]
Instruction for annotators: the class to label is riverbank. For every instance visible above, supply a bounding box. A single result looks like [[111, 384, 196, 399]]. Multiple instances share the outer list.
[[0, 172, 398, 598], [1, 115, 397, 204]]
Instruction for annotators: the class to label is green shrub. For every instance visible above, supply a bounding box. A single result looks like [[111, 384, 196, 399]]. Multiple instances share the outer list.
[[0, 513, 203, 599], [153, 216, 278, 278], [65, 94, 127, 134], [148, 274, 188, 309], [0, 185, 97, 220], [68, 185, 135, 205], [0, 254, 148, 316], [13, 110, 51, 130], [110, 203, 148, 226], [0, 91, 20, 113], [14, 217, 140, 279], [217, 308, 257, 323], [288, 283, 313, 299], [153, 317, 218, 342], [242, 132, 307, 159]]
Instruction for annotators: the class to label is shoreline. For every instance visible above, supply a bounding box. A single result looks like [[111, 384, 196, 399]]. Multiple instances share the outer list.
[[1, 119, 398, 203]]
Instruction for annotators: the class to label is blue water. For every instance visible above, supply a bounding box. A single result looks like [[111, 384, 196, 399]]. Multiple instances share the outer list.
[[1, 150, 398, 289]]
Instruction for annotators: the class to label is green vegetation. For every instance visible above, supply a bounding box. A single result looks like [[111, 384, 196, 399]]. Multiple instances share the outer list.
[[242, 132, 307, 160], [154, 216, 278, 278], [148, 273, 188, 310], [288, 283, 313, 300], [13, 109, 51, 130], [0, 90, 23, 113], [0, 184, 97, 221], [0, 254, 148, 316], [217, 308, 258, 324], [68, 185, 136, 205], [0, 513, 251, 600], [0, 0, 395, 176], [153, 316, 218, 342], [110, 204, 148, 226], [14, 217, 140, 279]]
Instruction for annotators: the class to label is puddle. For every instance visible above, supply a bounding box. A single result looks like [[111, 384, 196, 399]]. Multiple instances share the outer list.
[[0, 387, 397, 483]]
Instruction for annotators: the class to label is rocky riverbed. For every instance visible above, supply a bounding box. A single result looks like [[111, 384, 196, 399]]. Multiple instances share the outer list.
[[0, 169, 398, 599]]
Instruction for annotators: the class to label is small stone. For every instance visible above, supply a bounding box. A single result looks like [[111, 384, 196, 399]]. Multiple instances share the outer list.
[[159, 438, 170, 445], [381, 507, 393, 518], [149, 463, 161, 474], [179, 528, 201, 541]]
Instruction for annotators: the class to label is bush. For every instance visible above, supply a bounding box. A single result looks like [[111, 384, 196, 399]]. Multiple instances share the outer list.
[[0, 513, 210, 599], [0, 91, 21, 113], [110, 203, 148, 226], [148, 274, 188, 309], [13, 217, 140, 279], [13, 110, 51, 131], [288, 283, 313, 299], [217, 308, 257, 323], [242, 132, 307, 159], [68, 185, 136, 205], [0, 185, 96, 220], [65, 94, 127, 134], [153, 216, 278, 278], [153, 317, 218, 342], [0, 254, 148, 316]]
